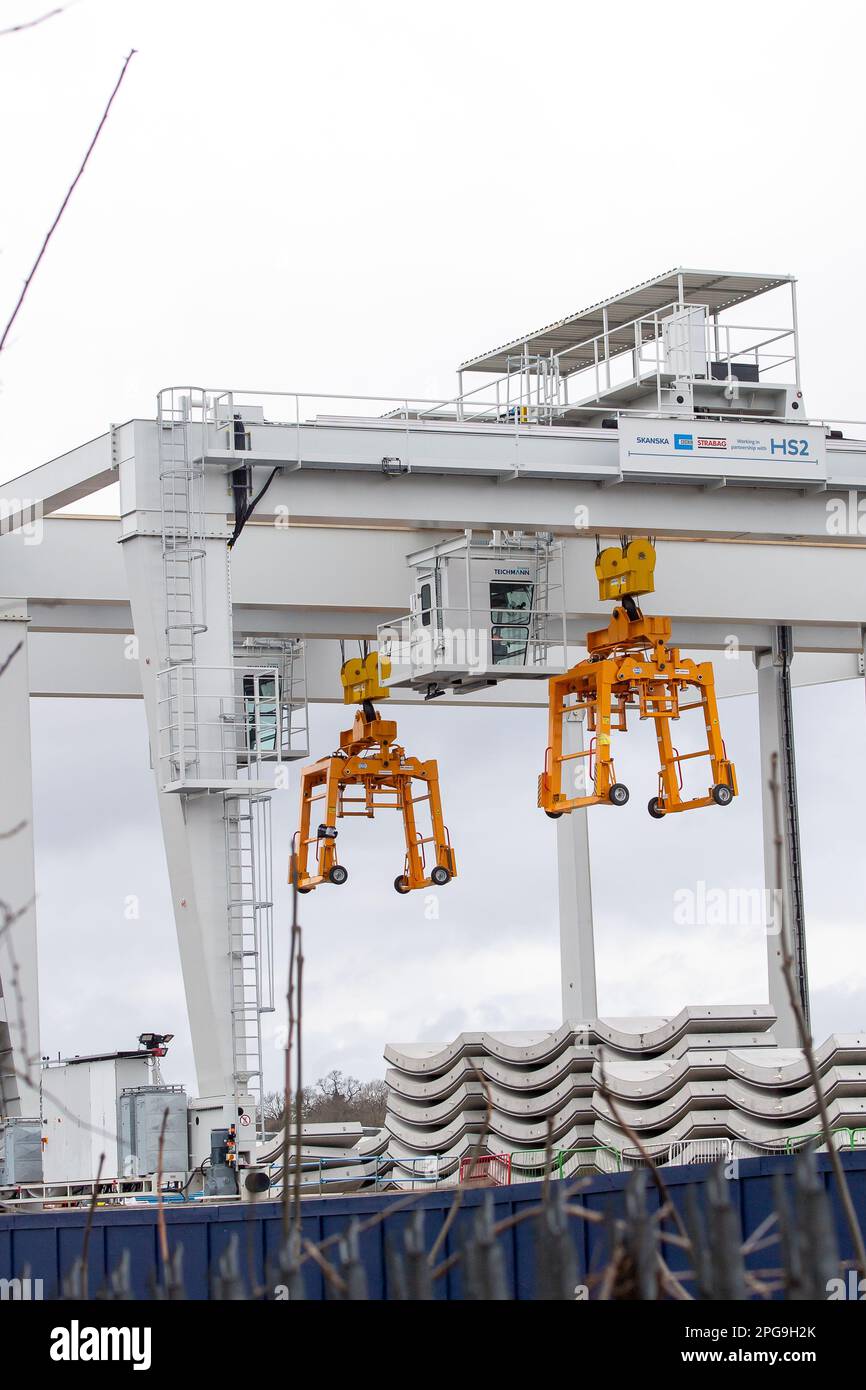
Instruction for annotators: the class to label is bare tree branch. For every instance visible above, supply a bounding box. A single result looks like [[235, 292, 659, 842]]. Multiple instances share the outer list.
[[79, 1151, 104, 1297], [155, 1106, 172, 1291], [0, 641, 23, 681], [769, 751, 866, 1279], [0, 6, 67, 37], [0, 47, 137, 355], [596, 1053, 691, 1245]]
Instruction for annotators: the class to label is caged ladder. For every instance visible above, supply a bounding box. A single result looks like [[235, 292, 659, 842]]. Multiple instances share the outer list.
[[224, 793, 275, 1134], [157, 388, 209, 779]]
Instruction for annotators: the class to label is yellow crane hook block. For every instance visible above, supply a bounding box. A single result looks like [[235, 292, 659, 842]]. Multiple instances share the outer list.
[[340, 651, 391, 705], [539, 538, 737, 820], [291, 706, 456, 895], [596, 538, 656, 601]]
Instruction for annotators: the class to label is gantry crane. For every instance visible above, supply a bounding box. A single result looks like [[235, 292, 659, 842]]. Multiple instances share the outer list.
[[538, 539, 737, 819], [292, 651, 457, 894]]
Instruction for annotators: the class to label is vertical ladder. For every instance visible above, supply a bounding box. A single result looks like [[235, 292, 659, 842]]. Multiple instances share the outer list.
[[531, 535, 562, 664], [158, 388, 208, 662], [283, 640, 310, 757], [224, 793, 275, 1132], [158, 389, 208, 777], [775, 626, 810, 1032]]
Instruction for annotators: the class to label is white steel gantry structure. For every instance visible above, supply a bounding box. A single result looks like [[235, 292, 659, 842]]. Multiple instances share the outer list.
[[1, 269, 865, 1167]]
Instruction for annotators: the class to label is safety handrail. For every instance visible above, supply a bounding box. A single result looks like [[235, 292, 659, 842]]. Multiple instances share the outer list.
[[783, 1128, 856, 1154], [264, 1131, 866, 1198], [557, 1145, 623, 1175], [164, 382, 866, 448], [428, 305, 799, 423]]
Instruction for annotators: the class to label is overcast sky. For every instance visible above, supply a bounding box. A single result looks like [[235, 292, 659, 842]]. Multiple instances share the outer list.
[[2, 0, 866, 1096]]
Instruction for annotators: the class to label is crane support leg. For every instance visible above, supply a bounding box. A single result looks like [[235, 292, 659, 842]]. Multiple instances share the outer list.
[[122, 523, 255, 1142], [755, 630, 809, 1046], [0, 602, 42, 1124], [556, 713, 597, 1022]]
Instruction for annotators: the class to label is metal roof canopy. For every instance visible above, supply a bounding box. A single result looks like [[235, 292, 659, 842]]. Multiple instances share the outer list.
[[459, 268, 795, 377]]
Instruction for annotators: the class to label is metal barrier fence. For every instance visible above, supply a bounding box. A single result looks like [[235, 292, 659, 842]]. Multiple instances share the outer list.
[[1, 1150, 864, 1300], [458, 1153, 511, 1187], [9, 1135, 857, 1213]]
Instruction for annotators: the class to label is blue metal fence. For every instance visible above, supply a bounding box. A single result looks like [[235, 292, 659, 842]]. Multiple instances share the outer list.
[[0, 1151, 864, 1299]]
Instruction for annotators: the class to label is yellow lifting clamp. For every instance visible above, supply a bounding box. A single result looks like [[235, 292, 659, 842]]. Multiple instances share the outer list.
[[291, 655, 457, 895], [538, 539, 738, 820]]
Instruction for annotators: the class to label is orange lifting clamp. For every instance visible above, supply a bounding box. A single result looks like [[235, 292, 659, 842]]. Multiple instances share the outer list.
[[292, 650, 457, 895], [538, 538, 737, 820]]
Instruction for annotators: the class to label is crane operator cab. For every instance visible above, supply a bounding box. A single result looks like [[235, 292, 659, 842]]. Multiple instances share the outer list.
[[377, 529, 568, 699]]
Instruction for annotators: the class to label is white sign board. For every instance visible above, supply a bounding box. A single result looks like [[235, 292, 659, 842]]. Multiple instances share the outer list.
[[619, 417, 826, 482]]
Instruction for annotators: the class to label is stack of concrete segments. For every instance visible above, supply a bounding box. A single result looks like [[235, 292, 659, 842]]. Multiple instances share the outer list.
[[377, 1007, 866, 1178]]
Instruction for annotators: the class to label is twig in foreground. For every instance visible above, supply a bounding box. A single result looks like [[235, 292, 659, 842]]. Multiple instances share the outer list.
[[768, 752, 866, 1279], [0, 6, 67, 37], [0, 48, 137, 354]]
